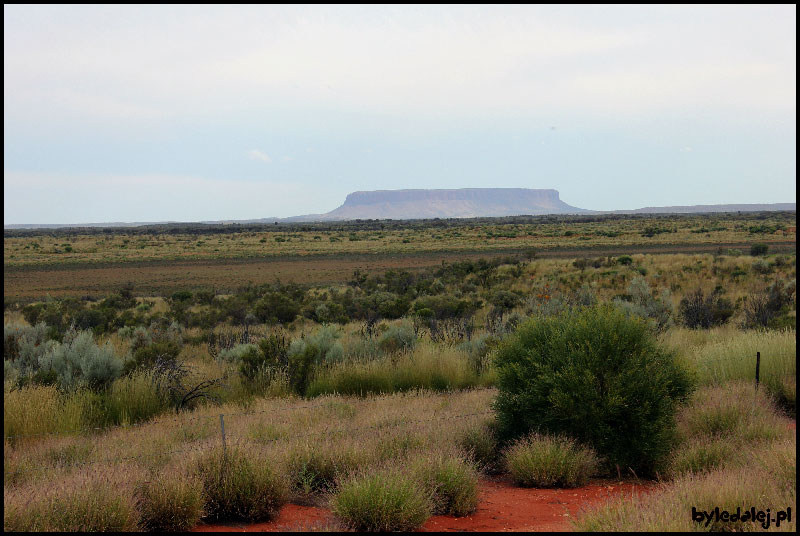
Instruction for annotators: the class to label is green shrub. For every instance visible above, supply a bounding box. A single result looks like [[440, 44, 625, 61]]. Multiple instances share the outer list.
[[238, 333, 289, 381], [194, 446, 288, 522], [751, 258, 773, 274], [124, 323, 184, 373], [741, 279, 796, 329], [750, 243, 769, 256], [127, 340, 182, 373], [4, 322, 51, 364], [493, 305, 692, 475], [4, 322, 56, 381], [332, 468, 431, 532], [504, 433, 599, 488]]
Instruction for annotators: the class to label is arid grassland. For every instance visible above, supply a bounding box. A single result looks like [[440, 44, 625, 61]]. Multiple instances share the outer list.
[[4, 212, 796, 299], [4, 211, 796, 531]]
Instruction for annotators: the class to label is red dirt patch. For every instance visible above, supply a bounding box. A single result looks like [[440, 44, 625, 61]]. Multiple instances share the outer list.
[[193, 504, 334, 532], [421, 477, 655, 532], [192, 477, 655, 532]]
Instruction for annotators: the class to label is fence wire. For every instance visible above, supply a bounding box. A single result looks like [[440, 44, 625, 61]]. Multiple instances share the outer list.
[[4, 409, 493, 479]]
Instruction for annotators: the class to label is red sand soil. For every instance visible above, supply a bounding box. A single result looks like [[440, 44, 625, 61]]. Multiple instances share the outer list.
[[421, 478, 654, 532], [192, 477, 656, 532]]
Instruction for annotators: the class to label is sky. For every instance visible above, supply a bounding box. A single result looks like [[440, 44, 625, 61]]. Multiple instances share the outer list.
[[3, 4, 796, 224]]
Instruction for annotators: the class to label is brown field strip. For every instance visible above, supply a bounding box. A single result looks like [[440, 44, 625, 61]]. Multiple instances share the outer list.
[[4, 241, 795, 299]]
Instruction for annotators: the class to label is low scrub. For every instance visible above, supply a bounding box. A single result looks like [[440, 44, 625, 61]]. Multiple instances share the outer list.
[[504, 433, 599, 488]]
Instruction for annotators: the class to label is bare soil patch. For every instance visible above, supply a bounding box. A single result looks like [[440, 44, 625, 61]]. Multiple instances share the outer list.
[[192, 477, 656, 532]]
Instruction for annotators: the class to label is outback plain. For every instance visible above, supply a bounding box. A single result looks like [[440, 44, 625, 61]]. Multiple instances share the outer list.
[[3, 210, 797, 532]]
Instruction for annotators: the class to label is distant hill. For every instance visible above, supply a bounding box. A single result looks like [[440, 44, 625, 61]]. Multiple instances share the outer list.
[[603, 203, 797, 215], [3, 189, 795, 229], [309, 188, 585, 220]]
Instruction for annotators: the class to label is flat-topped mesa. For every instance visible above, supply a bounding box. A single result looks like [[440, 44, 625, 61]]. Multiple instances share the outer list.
[[342, 188, 563, 206], [324, 188, 583, 220]]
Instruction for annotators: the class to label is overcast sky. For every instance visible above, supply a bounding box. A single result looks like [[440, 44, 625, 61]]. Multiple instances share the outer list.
[[4, 5, 796, 224]]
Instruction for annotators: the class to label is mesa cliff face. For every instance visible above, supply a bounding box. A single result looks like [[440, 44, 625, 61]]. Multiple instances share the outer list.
[[318, 188, 584, 220]]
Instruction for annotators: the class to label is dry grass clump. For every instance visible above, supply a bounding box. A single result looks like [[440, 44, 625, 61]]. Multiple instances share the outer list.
[[331, 466, 432, 532], [306, 342, 489, 397], [5, 389, 495, 531], [504, 433, 599, 488], [282, 439, 376, 499], [137, 462, 205, 531], [576, 445, 796, 531], [3, 384, 90, 441], [664, 380, 794, 478], [456, 415, 500, 472], [676, 381, 793, 443], [409, 449, 479, 516], [193, 445, 288, 522], [667, 327, 795, 395], [3, 463, 143, 532]]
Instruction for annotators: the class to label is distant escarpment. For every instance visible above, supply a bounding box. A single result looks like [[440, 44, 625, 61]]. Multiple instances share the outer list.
[[317, 188, 585, 220]]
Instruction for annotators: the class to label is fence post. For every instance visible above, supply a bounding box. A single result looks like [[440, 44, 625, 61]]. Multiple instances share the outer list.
[[755, 352, 760, 390], [219, 414, 227, 457]]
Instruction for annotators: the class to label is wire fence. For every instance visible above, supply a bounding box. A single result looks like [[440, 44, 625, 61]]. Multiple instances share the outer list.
[[4, 405, 494, 479], [2, 399, 359, 441]]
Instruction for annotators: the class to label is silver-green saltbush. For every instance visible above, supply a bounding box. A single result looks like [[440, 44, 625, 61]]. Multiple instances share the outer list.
[[40, 329, 123, 390], [377, 322, 417, 354], [217, 343, 260, 364], [288, 325, 344, 365], [613, 276, 674, 332], [4, 322, 54, 375]]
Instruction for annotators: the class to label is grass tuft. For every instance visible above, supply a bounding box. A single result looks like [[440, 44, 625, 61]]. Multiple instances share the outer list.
[[331, 467, 431, 532], [194, 446, 288, 522], [504, 433, 599, 488]]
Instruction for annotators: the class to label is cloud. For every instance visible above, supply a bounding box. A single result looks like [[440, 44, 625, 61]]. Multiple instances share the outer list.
[[247, 149, 272, 163], [3, 5, 795, 128]]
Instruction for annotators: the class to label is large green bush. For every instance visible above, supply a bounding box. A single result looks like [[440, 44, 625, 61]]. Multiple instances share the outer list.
[[493, 304, 692, 475]]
